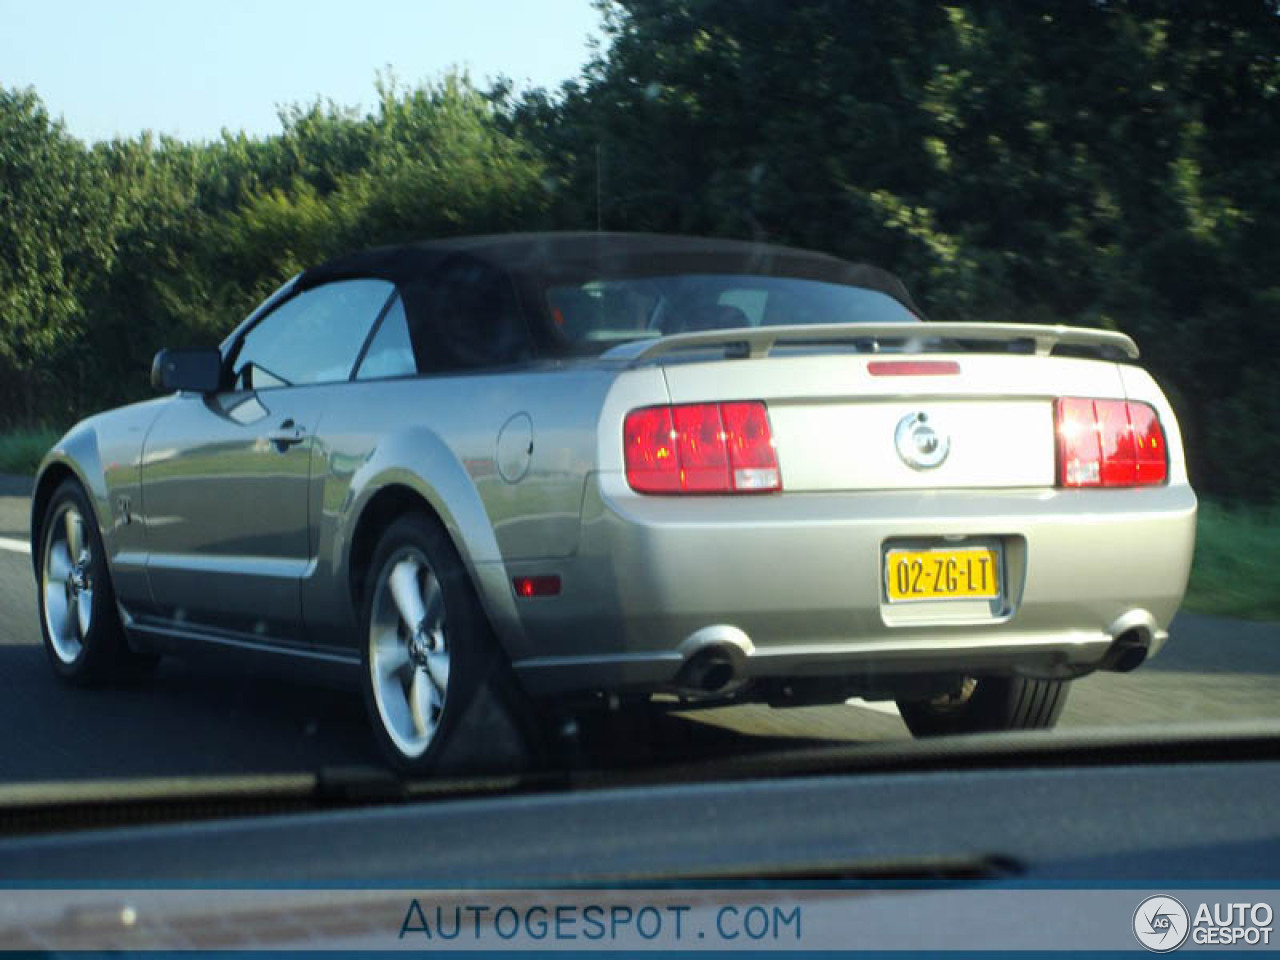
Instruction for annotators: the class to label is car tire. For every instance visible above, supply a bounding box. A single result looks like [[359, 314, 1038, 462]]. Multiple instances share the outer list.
[[896, 676, 1069, 737], [36, 478, 149, 685], [359, 512, 540, 776]]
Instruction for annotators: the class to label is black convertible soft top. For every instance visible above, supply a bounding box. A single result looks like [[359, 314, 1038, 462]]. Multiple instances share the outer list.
[[296, 232, 921, 316]]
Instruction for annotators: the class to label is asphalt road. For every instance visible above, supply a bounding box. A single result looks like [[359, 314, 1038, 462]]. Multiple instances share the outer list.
[[1, 489, 1278, 783]]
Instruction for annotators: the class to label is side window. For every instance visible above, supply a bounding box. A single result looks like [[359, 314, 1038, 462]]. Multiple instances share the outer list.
[[408, 260, 532, 372], [355, 295, 416, 380], [232, 278, 394, 390]]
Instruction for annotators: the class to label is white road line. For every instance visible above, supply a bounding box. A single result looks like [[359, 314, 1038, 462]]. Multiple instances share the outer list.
[[845, 697, 902, 718], [0, 537, 30, 555]]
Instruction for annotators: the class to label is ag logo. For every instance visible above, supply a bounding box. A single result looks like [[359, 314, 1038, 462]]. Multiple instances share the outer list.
[[1133, 895, 1190, 952]]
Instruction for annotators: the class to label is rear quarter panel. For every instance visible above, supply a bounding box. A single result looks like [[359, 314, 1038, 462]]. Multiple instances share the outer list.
[[307, 365, 666, 659]]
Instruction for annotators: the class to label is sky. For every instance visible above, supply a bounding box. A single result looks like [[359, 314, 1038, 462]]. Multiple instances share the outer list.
[[0, 0, 602, 143]]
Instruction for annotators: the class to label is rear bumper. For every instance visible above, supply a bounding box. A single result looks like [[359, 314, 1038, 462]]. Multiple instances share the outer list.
[[506, 475, 1197, 697]]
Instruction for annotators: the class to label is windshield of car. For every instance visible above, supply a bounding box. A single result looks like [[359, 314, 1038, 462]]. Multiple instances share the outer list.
[[0, 0, 1277, 857], [545, 274, 918, 345]]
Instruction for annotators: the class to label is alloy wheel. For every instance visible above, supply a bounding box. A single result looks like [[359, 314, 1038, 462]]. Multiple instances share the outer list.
[[42, 504, 94, 664], [367, 547, 451, 759]]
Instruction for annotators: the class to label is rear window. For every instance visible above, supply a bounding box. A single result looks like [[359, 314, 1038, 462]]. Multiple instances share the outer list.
[[545, 273, 918, 348]]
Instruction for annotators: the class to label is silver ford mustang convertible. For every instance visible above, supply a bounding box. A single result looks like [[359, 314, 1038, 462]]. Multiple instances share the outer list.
[[31, 233, 1197, 771]]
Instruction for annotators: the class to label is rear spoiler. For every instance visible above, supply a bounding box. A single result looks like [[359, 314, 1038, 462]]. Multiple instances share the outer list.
[[607, 322, 1140, 363]]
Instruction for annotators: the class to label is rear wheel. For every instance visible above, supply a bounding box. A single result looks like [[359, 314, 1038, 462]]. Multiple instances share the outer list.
[[37, 479, 150, 684], [896, 676, 1069, 737], [359, 512, 539, 775]]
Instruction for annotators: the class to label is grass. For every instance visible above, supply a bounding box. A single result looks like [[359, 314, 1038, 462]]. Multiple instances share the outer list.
[[1183, 500, 1280, 622], [0, 427, 62, 476], [0, 426, 1273, 619]]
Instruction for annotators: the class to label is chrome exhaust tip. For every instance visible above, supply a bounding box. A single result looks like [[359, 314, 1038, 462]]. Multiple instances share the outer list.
[[676, 647, 740, 693], [1101, 628, 1152, 672], [1099, 610, 1163, 672], [672, 625, 753, 695]]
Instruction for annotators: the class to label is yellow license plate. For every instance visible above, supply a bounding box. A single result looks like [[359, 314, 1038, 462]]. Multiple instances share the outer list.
[[884, 546, 1001, 602]]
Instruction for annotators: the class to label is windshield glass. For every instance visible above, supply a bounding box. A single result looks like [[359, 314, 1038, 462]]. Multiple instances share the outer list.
[[546, 274, 918, 345]]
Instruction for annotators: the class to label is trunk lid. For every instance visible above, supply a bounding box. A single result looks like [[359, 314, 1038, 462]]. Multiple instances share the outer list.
[[658, 352, 1127, 492]]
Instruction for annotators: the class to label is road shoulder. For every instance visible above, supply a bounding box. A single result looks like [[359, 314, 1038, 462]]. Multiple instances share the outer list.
[[0, 475, 31, 543]]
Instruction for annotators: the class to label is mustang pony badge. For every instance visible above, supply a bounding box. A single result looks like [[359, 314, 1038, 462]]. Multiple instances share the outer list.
[[895, 411, 949, 470]]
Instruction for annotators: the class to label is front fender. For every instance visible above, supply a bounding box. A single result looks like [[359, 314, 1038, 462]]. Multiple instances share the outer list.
[[334, 426, 529, 660], [31, 398, 167, 603]]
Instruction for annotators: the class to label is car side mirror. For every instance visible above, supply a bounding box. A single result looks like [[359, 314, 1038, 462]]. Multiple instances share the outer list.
[[151, 347, 222, 394]]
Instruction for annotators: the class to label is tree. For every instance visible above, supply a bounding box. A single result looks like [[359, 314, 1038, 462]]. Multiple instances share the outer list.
[[0, 87, 115, 422], [3, 6, 1279, 500]]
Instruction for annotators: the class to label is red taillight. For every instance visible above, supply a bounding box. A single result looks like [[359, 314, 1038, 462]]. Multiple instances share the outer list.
[[672, 403, 730, 492], [721, 401, 782, 491], [1055, 398, 1168, 488], [624, 401, 781, 494], [622, 406, 680, 493], [1127, 402, 1169, 485]]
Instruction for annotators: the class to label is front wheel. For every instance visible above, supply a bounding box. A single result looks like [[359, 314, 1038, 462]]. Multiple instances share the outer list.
[[359, 512, 538, 775], [897, 676, 1069, 737], [37, 479, 150, 684]]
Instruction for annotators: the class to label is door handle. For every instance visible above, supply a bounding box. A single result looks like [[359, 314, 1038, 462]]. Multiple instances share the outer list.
[[267, 420, 306, 450]]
